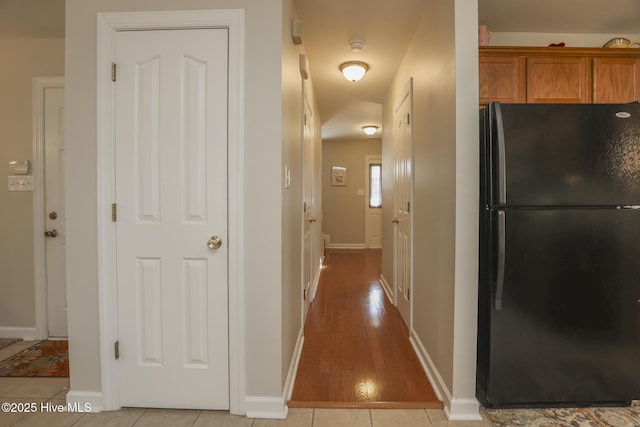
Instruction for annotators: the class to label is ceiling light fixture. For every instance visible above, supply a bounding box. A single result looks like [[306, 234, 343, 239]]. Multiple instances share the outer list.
[[340, 61, 369, 82], [362, 125, 379, 136]]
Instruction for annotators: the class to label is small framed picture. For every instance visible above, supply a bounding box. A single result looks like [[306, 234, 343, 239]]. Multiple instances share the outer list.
[[331, 166, 347, 186]]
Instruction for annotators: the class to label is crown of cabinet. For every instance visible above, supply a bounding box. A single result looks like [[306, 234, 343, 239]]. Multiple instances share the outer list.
[[480, 46, 640, 105]]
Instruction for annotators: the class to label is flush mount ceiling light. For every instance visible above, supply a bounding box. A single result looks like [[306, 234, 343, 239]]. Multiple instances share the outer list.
[[362, 125, 379, 136], [340, 61, 369, 82]]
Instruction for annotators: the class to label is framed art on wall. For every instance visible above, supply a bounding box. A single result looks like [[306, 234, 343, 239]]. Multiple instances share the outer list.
[[331, 166, 347, 186]]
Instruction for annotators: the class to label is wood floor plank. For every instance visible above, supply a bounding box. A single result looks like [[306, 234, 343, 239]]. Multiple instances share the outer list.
[[289, 249, 443, 409]]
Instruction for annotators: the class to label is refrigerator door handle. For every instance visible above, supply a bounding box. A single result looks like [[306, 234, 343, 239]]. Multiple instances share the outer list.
[[495, 211, 506, 310], [493, 102, 507, 204]]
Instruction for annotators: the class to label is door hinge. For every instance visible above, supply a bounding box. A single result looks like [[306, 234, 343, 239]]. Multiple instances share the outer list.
[[407, 288, 411, 301], [303, 289, 307, 300], [112, 203, 117, 222], [406, 113, 411, 125], [407, 201, 411, 213], [114, 341, 120, 360], [111, 63, 117, 82], [304, 114, 307, 126]]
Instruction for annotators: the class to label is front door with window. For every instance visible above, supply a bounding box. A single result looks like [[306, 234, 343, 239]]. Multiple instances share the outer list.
[[114, 27, 229, 409], [365, 155, 382, 249]]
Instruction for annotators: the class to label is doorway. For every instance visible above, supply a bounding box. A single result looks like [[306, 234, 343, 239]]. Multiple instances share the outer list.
[[392, 81, 414, 328], [96, 10, 245, 413], [33, 77, 67, 339]]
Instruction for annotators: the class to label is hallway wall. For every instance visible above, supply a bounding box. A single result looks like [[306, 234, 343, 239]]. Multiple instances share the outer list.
[[0, 37, 64, 334], [382, 0, 479, 419]]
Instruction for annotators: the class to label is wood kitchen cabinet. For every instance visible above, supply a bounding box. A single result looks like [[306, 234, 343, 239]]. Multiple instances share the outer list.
[[526, 56, 590, 103], [479, 55, 525, 104], [592, 57, 640, 103], [480, 47, 640, 106]]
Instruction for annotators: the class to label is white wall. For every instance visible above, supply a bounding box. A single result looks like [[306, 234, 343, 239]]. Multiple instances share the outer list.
[[280, 0, 302, 395], [382, 0, 479, 419], [0, 37, 64, 335], [65, 0, 290, 410], [281, 0, 324, 393]]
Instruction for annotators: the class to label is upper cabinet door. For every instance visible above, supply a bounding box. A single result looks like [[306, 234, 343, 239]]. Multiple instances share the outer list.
[[479, 55, 526, 105], [526, 56, 591, 104], [593, 57, 640, 103]]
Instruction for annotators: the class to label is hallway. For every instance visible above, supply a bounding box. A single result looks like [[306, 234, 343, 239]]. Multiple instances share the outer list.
[[289, 250, 442, 408]]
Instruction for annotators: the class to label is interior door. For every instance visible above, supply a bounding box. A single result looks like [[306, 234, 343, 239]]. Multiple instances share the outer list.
[[365, 155, 382, 249], [393, 86, 413, 328], [114, 28, 229, 409], [302, 87, 315, 319], [44, 86, 67, 338]]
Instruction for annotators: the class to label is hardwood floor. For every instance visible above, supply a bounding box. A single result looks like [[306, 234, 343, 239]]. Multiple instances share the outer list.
[[289, 249, 443, 409]]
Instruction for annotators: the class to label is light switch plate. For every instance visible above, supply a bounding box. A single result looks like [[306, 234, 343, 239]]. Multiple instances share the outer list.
[[8, 176, 33, 192], [357, 189, 365, 196]]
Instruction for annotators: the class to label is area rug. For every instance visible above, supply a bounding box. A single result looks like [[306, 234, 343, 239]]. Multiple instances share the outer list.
[[0, 338, 19, 350], [0, 340, 68, 377], [485, 401, 640, 427]]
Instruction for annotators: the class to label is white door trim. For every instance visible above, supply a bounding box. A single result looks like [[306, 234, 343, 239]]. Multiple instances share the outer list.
[[32, 76, 65, 341], [96, 10, 245, 414]]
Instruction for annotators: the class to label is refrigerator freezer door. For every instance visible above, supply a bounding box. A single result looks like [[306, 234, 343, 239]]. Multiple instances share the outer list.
[[490, 103, 640, 207], [479, 208, 640, 407]]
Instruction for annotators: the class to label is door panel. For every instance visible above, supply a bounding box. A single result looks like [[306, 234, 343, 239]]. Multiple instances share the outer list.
[[44, 86, 67, 337], [485, 208, 640, 405], [493, 103, 640, 207], [394, 87, 412, 328], [303, 89, 314, 318], [115, 28, 229, 409]]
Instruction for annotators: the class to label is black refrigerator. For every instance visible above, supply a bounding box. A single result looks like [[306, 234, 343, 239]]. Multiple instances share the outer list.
[[477, 102, 640, 408]]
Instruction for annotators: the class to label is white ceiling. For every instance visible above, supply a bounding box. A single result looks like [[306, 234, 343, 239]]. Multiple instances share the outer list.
[[5, 0, 640, 141]]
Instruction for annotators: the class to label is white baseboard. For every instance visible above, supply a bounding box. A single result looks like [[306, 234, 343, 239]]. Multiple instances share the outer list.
[[325, 243, 366, 250], [244, 396, 288, 419], [0, 327, 37, 340], [66, 391, 104, 413], [323, 234, 366, 250], [284, 330, 304, 401], [409, 329, 480, 421], [379, 274, 393, 304], [447, 398, 482, 421]]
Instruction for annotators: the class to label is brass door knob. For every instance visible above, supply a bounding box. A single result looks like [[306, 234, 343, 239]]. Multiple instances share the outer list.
[[45, 229, 59, 238], [207, 236, 223, 250], [392, 217, 399, 224]]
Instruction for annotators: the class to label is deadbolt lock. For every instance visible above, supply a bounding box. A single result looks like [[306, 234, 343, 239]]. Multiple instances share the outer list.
[[49, 211, 58, 220]]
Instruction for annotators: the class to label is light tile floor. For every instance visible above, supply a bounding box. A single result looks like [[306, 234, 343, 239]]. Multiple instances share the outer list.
[[0, 377, 495, 427]]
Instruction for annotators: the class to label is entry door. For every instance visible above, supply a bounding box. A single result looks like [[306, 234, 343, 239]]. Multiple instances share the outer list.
[[365, 155, 382, 249], [44, 86, 67, 338], [302, 88, 315, 319], [393, 87, 413, 329], [114, 28, 229, 409]]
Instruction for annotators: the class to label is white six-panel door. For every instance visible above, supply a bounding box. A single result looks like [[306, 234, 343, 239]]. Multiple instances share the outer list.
[[114, 28, 229, 409], [393, 86, 413, 329], [44, 86, 67, 338], [302, 87, 315, 320]]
